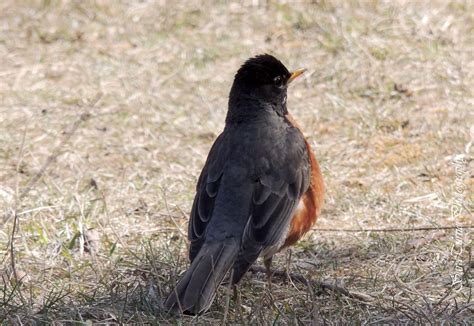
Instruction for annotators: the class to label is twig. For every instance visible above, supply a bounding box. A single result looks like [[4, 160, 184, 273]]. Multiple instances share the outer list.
[[249, 266, 374, 302], [7, 93, 102, 280], [10, 123, 28, 280], [19, 93, 102, 201], [312, 225, 474, 233]]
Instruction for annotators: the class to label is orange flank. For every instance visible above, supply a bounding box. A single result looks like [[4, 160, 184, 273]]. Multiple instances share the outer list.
[[282, 114, 324, 248]]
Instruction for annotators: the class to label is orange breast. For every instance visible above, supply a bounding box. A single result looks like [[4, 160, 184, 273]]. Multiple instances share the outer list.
[[282, 114, 324, 248]]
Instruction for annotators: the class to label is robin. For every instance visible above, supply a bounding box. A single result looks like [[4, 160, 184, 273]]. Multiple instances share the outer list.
[[164, 54, 324, 315]]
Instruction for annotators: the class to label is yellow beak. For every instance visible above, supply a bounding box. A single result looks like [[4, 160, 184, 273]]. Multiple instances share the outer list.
[[287, 68, 307, 84]]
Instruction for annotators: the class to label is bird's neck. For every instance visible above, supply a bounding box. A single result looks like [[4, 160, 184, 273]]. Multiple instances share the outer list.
[[226, 90, 287, 124]]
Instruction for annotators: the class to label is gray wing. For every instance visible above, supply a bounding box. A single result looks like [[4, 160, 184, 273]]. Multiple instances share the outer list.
[[188, 133, 227, 262], [231, 127, 310, 283]]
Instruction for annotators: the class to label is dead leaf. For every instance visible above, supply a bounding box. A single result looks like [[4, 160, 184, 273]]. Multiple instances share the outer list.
[[83, 228, 101, 255], [407, 230, 446, 249]]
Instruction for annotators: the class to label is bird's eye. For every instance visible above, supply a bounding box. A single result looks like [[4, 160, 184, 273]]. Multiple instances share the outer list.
[[273, 76, 283, 87]]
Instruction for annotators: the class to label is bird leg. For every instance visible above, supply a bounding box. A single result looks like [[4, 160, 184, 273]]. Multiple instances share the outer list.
[[233, 285, 243, 318], [264, 256, 273, 290], [285, 249, 292, 283]]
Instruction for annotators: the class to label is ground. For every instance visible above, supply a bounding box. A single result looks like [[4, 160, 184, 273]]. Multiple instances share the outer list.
[[0, 0, 473, 324]]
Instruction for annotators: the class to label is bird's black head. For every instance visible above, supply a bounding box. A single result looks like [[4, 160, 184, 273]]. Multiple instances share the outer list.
[[227, 54, 305, 123], [234, 54, 291, 88]]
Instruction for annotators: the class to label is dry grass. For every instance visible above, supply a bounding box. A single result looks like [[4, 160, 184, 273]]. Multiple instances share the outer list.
[[1, 0, 473, 324]]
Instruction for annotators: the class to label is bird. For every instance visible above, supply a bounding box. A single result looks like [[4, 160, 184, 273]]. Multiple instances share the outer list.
[[164, 54, 324, 315]]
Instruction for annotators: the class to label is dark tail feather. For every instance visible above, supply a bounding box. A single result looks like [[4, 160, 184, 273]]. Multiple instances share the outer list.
[[164, 242, 239, 315]]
